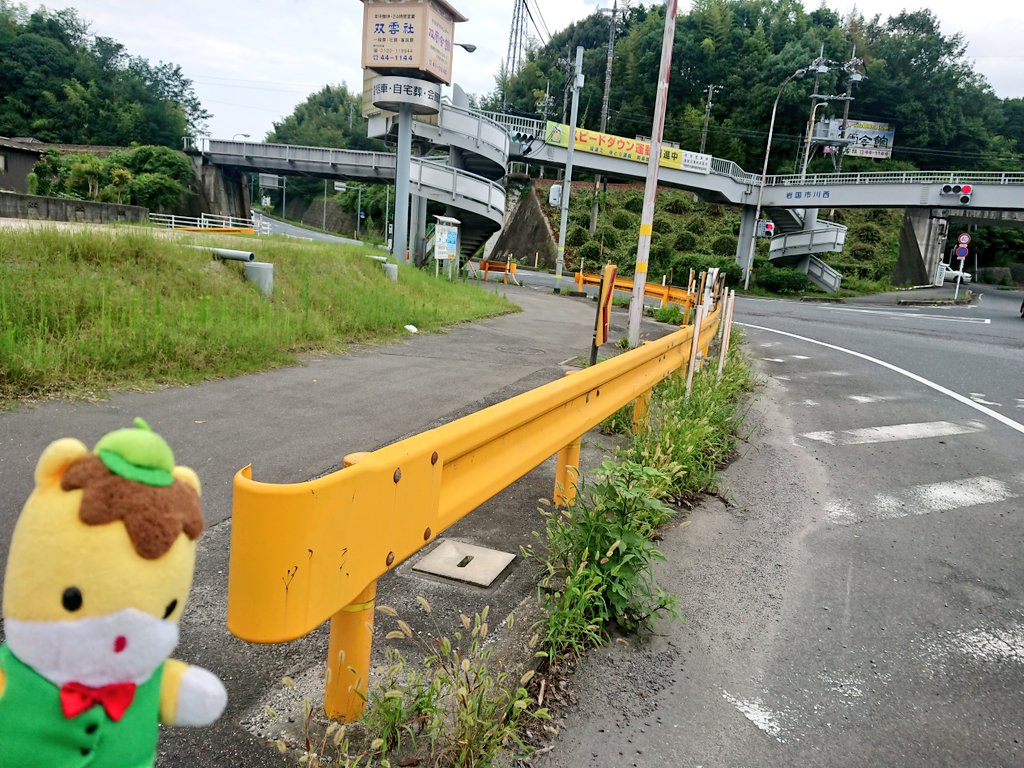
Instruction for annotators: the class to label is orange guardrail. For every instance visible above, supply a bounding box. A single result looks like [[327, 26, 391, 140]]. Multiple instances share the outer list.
[[227, 280, 725, 721], [574, 270, 696, 310], [173, 226, 255, 236], [480, 259, 519, 284]]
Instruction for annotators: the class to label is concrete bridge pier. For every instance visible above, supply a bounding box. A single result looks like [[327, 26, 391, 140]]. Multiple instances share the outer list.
[[191, 157, 248, 219], [411, 194, 429, 264], [735, 205, 757, 270], [894, 210, 947, 286]]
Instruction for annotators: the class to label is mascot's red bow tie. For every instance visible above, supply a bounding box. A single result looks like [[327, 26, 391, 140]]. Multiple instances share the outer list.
[[60, 681, 137, 722]]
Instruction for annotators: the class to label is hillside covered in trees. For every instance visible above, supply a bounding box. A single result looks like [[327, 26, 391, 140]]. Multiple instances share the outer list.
[[488, 0, 1022, 174], [0, 2, 209, 147]]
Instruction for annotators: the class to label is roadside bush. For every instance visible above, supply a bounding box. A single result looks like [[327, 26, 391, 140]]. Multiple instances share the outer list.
[[664, 195, 696, 214], [622, 194, 644, 213], [127, 173, 186, 210], [851, 222, 884, 245], [711, 234, 735, 256], [654, 304, 684, 324], [596, 225, 621, 249], [611, 208, 636, 229], [566, 225, 589, 247], [577, 240, 602, 263], [848, 243, 877, 261], [756, 265, 809, 294], [653, 215, 675, 234], [673, 230, 699, 251]]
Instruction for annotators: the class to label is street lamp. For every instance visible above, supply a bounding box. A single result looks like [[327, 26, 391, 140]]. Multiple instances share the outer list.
[[800, 100, 828, 179], [232, 133, 250, 141], [742, 67, 808, 290], [455, 42, 477, 53]]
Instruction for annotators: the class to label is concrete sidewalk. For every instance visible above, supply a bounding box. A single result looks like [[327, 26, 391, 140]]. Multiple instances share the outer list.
[[0, 283, 675, 767]]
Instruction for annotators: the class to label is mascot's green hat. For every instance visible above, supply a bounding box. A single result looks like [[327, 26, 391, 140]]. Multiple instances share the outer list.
[[93, 417, 176, 487]]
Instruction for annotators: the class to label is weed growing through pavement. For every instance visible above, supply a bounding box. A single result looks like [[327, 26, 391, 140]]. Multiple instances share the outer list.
[[533, 330, 754, 672], [363, 601, 549, 768]]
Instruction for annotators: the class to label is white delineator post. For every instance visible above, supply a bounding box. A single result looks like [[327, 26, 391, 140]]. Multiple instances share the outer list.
[[717, 289, 736, 379], [627, 0, 678, 348]]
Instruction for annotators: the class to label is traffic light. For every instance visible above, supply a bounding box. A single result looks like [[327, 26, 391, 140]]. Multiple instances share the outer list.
[[941, 182, 973, 205], [757, 219, 775, 237]]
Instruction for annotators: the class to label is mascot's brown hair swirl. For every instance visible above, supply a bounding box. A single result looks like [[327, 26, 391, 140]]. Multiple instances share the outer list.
[[61, 455, 203, 560]]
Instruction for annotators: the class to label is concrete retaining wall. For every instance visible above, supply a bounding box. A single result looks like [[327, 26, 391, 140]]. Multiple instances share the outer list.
[[0, 191, 147, 223]]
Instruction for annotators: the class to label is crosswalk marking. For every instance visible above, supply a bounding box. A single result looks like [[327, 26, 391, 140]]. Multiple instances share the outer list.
[[826, 476, 1017, 525], [802, 420, 986, 446]]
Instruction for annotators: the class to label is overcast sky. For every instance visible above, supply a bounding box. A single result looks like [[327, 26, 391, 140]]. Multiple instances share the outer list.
[[56, 0, 1024, 140]]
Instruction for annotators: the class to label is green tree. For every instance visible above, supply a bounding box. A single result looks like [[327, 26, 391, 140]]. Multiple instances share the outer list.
[[0, 4, 209, 147]]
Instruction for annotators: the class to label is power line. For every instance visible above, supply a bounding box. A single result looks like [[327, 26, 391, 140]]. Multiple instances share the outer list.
[[524, 0, 551, 45]]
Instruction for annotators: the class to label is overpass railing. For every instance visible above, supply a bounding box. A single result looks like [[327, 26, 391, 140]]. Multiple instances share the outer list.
[[435, 101, 510, 159], [764, 170, 1024, 187], [412, 158, 505, 222], [207, 139, 397, 172], [226, 283, 724, 722], [481, 111, 545, 142]]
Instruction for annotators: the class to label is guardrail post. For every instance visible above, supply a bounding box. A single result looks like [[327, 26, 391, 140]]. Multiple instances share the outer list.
[[320, 449, 380, 722], [632, 389, 652, 434], [554, 437, 582, 506], [324, 581, 377, 721]]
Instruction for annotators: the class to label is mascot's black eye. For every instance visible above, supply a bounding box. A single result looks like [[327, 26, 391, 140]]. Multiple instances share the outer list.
[[163, 599, 178, 619], [62, 587, 83, 612]]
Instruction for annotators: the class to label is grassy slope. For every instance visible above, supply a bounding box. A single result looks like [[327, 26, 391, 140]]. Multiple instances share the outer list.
[[0, 228, 517, 406]]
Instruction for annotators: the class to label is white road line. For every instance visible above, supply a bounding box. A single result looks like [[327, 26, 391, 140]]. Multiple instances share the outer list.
[[826, 476, 1016, 525], [791, 355, 811, 360], [829, 306, 991, 324], [925, 621, 1024, 670], [721, 691, 785, 742], [849, 394, 901, 404], [968, 393, 1002, 406], [738, 323, 1024, 437], [802, 419, 986, 446], [761, 357, 785, 363]]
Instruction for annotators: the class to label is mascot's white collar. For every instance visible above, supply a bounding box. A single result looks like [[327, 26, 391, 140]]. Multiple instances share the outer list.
[[5, 608, 179, 688]]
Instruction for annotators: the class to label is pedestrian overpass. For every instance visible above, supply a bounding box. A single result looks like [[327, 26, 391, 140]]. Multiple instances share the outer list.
[[193, 100, 1024, 291]]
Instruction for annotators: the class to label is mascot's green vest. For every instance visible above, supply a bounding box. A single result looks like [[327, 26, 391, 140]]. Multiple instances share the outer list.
[[0, 645, 164, 768]]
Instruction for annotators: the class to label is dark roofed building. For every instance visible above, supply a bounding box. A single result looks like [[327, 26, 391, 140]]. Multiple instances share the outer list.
[[0, 138, 45, 194]]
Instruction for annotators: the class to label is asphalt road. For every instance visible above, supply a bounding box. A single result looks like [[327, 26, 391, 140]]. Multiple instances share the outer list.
[[258, 213, 364, 245], [541, 287, 1024, 767]]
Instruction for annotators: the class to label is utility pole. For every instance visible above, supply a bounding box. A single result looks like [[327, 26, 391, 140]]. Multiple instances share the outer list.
[[536, 81, 555, 180], [836, 47, 864, 175], [589, 0, 619, 236], [797, 45, 830, 174], [556, 46, 585, 291], [627, 0, 678, 348], [699, 83, 722, 155]]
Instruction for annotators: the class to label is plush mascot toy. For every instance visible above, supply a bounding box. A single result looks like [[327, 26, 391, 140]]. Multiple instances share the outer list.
[[0, 419, 227, 766]]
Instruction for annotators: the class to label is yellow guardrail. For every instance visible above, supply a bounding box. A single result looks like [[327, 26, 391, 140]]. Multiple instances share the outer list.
[[574, 269, 696, 311], [227, 286, 724, 721]]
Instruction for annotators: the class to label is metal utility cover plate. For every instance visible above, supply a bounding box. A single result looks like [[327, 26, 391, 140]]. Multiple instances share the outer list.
[[412, 540, 515, 587]]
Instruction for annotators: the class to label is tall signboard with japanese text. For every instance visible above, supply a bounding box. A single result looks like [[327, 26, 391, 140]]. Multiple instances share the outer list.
[[360, 0, 460, 85], [823, 119, 896, 159], [544, 122, 712, 175]]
